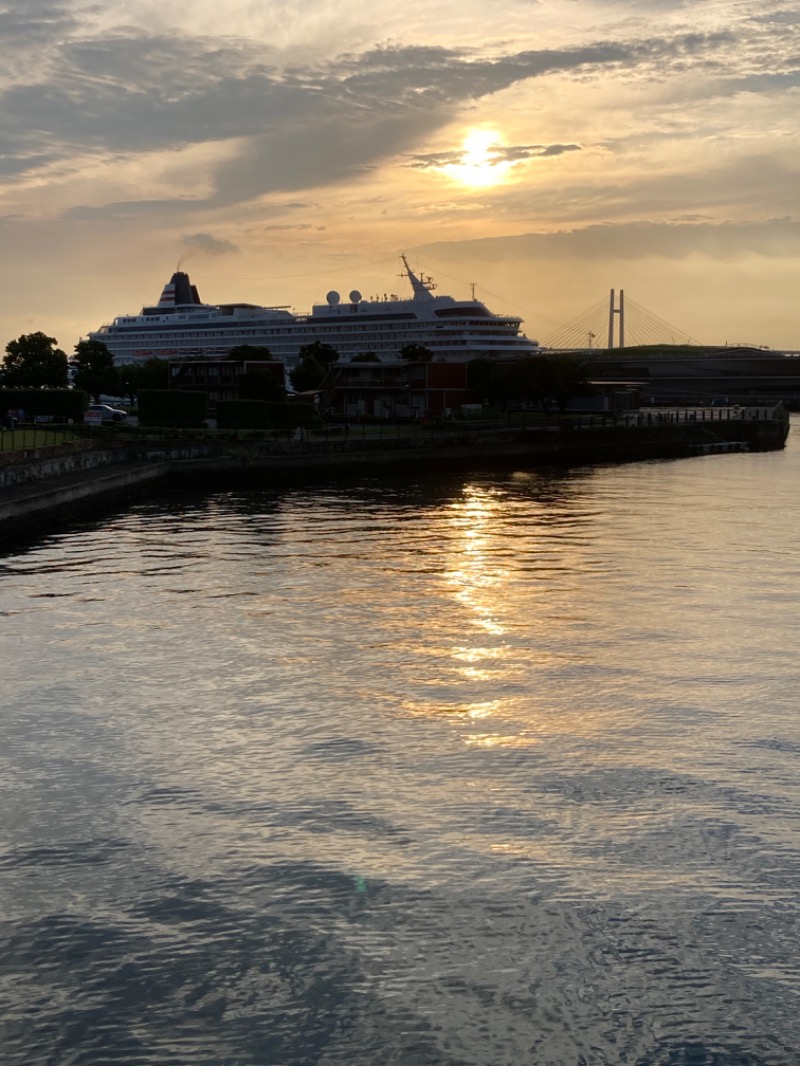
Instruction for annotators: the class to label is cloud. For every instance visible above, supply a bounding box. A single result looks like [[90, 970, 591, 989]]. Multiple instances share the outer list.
[[64, 199, 199, 220], [750, 8, 800, 26], [0, 1, 78, 50], [180, 232, 238, 255], [420, 218, 800, 264], [0, 4, 796, 230], [408, 143, 582, 170], [0, 27, 748, 208]]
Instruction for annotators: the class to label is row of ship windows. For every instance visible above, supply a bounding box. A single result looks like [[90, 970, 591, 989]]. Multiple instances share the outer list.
[[112, 332, 520, 349], [110, 323, 516, 340], [115, 339, 525, 355], [115, 317, 505, 330]]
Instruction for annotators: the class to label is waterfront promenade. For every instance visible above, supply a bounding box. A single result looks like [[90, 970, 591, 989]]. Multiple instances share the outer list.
[[0, 404, 789, 541]]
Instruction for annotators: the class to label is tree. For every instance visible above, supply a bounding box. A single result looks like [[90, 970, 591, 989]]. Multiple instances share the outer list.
[[538, 353, 593, 411], [2, 332, 68, 388], [289, 355, 327, 393], [467, 355, 592, 412], [289, 342, 339, 392], [117, 359, 169, 404], [72, 338, 118, 401], [298, 341, 339, 368], [399, 343, 433, 362], [468, 358, 511, 404], [351, 352, 379, 363], [507, 358, 550, 408], [226, 344, 273, 362], [238, 369, 286, 401]]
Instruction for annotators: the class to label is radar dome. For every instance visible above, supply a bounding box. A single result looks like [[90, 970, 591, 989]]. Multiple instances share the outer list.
[[326, 290, 340, 306], [349, 289, 362, 304]]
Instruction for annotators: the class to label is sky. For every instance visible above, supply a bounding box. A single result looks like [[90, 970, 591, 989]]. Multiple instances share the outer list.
[[0, 0, 798, 352]]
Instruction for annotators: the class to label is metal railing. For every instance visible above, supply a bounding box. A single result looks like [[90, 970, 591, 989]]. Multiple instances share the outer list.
[[0, 422, 85, 460]]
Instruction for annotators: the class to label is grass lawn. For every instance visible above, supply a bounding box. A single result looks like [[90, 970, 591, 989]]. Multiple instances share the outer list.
[[0, 427, 79, 453]]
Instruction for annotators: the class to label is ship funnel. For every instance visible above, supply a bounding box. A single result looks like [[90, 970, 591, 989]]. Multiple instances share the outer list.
[[158, 271, 201, 307]]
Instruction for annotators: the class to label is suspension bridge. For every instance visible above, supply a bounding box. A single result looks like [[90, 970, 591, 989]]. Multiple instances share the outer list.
[[541, 290, 698, 350]]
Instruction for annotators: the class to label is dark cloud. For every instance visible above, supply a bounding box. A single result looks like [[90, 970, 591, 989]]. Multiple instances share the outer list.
[[331, 34, 734, 107], [0, 150, 63, 177], [0, 0, 78, 45], [750, 9, 800, 26], [207, 108, 449, 207], [726, 70, 800, 92]]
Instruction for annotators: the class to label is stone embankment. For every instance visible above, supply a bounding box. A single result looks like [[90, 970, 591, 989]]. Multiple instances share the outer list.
[[0, 406, 789, 542], [0, 443, 212, 540]]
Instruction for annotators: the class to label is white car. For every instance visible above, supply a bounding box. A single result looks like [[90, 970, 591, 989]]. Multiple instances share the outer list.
[[86, 404, 128, 422]]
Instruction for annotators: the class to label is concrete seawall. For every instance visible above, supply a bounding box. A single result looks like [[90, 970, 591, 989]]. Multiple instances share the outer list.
[[0, 462, 172, 539], [0, 409, 789, 543]]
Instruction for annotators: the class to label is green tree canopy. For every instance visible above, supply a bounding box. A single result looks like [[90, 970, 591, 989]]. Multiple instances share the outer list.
[[399, 343, 434, 362], [226, 344, 273, 362], [2, 332, 68, 388], [72, 338, 118, 401]]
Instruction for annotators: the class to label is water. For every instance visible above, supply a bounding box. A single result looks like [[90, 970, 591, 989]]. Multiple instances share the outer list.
[[2, 430, 800, 1065]]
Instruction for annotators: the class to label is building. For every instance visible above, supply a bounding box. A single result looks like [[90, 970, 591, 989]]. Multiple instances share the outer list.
[[329, 361, 475, 420], [168, 360, 285, 403]]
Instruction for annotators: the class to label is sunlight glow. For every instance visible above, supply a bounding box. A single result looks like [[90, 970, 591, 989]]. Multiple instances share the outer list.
[[443, 128, 512, 188]]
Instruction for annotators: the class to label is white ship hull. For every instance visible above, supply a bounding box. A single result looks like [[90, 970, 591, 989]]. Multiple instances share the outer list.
[[89, 259, 539, 367]]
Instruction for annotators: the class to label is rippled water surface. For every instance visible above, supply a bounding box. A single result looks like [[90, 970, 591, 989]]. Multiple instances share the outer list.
[[3, 433, 800, 1065]]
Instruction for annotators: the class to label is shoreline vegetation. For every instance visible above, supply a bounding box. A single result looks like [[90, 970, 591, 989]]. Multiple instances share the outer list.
[[0, 405, 790, 545]]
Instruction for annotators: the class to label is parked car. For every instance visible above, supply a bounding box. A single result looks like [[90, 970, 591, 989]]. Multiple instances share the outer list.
[[86, 404, 128, 422]]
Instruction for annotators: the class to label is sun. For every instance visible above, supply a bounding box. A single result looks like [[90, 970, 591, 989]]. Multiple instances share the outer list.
[[444, 128, 511, 188]]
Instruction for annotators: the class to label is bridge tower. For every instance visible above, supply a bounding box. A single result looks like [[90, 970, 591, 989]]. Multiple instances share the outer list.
[[608, 289, 625, 348]]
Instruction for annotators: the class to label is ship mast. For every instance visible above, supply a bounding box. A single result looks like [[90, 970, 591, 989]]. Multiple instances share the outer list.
[[400, 254, 437, 301]]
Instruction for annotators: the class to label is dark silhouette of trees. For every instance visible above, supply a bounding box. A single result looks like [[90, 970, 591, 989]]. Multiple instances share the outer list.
[[2, 332, 68, 388], [226, 344, 273, 361], [238, 370, 286, 401], [117, 359, 169, 404], [537, 352, 593, 411], [399, 343, 434, 362], [289, 355, 326, 393], [468, 354, 592, 411], [467, 358, 510, 405], [298, 341, 339, 368], [289, 342, 339, 392], [72, 338, 118, 401]]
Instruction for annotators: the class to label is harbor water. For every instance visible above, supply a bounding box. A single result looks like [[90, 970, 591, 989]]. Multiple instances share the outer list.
[[2, 425, 800, 1064]]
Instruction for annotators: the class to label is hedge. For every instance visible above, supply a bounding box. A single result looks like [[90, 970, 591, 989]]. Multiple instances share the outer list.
[[216, 400, 315, 430], [0, 388, 88, 421], [138, 390, 207, 426]]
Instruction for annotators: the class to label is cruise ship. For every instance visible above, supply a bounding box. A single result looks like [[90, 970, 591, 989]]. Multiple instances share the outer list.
[[89, 257, 539, 367]]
